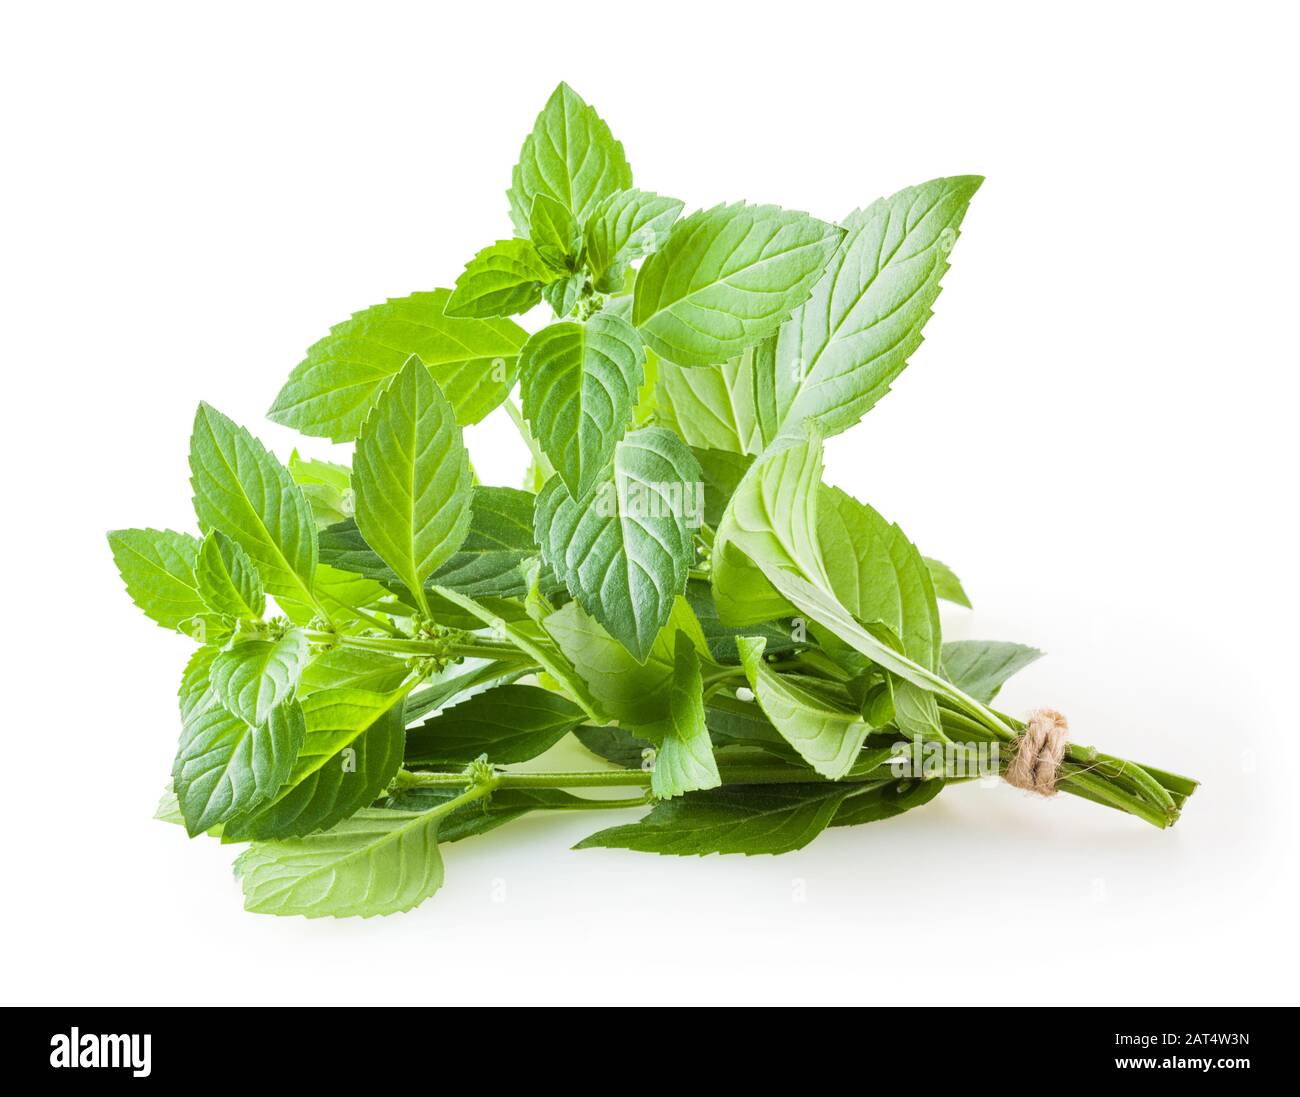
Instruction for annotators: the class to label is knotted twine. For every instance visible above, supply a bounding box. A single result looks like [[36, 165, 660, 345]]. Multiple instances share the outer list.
[[1004, 708, 1069, 796]]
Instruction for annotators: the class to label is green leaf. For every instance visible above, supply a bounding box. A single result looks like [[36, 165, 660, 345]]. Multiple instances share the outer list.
[[383, 787, 594, 843], [154, 784, 185, 826], [534, 427, 702, 660], [632, 345, 659, 426], [575, 783, 851, 856], [529, 193, 581, 269], [173, 698, 306, 836], [431, 487, 559, 598], [430, 585, 605, 722], [542, 273, 583, 318], [942, 640, 1042, 704], [404, 659, 531, 724], [268, 290, 527, 442], [704, 697, 796, 757], [352, 356, 473, 613], [189, 403, 318, 608], [234, 803, 456, 918], [758, 176, 982, 443], [817, 486, 943, 740], [752, 563, 950, 701], [107, 528, 206, 632], [405, 684, 584, 765], [641, 632, 720, 799], [686, 579, 794, 665], [320, 486, 556, 600], [574, 725, 655, 770], [829, 777, 945, 828], [301, 646, 410, 694], [195, 529, 265, 620], [445, 238, 563, 319], [711, 427, 833, 626], [817, 486, 940, 670], [632, 203, 842, 367], [925, 556, 971, 608], [507, 82, 632, 237], [312, 564, 412, 627], [584, 189, 684, 293], [519, 315, 646, 497], [736, 636, 871, 779], [209, 628, 309, 727], [543, 596, 708, 725], [178, 645, 219, 721], [692, 446, 753, 528], [288, 451, 353, 530], [222, 691, 407, 841], [653, 344, 765, 455]]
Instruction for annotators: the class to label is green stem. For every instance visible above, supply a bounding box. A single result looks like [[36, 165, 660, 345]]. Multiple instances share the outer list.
[[338, 603, 405, 637], [939, 707, 1176, 826], [396, 760, 915, 791], [304, 629, 536, 665]]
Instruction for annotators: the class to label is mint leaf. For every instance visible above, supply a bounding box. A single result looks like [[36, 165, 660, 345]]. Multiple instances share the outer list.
[[529, 194, 582, 269], [235, 804, 453, 918], [352, 356, 473, 614], [686, 578, 794, 665], [632, 203, 842, 367], [829, 778, 945, 828], [584, 189, 684, 293], [543, 596, 708, 725], [692, 446, 753, 528], [195, 529, 265, 621], [321, 486, 558, 599], [173, 697, 306, 836], [758, 176, 981, 443], [575, 783, 851, 856], [107, 528, 205, 632], [222, 691, 406, 841], [534, 427, 702, 660], [711, 427, 833, 626], [445, 239, 563, 319], [542, 273, 583, 318], [288, 451, 353, 530], [507, 82, 632, 237], [574, 725, 656, 770], [942, 640, 1042, 703], [268, 291, 526, 441], [430, 486, 558, 598], [520, 314, 646, 498], [406, 684, 585, 765], [209, 628, 309, 727], [189, 403, 318, 610], [753, 563, 950, 700], [653, 344, 765, 455], [736, 635, 871, 779], [818, 486, 941, 671], [301, 647, 410, 694], [430, 585, 606, 722], [925, 556, 971, 608], [642, 632, 720, 799], [403, 659, 531, 725], [817, 485, 943, 740]]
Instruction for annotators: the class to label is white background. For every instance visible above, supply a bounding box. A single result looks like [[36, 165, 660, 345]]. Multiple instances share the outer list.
[[2, 1, 1296, 1005]]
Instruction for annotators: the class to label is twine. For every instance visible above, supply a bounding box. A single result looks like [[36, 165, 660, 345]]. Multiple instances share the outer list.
[[1004, 708, 1069, 796]]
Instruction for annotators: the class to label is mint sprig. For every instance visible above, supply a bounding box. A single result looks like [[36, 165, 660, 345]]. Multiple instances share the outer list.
[[113, 82, 1198, 918]]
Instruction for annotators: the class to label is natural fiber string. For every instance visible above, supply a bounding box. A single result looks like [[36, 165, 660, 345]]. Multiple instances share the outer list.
[[1004, 708, 1069, 796]]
